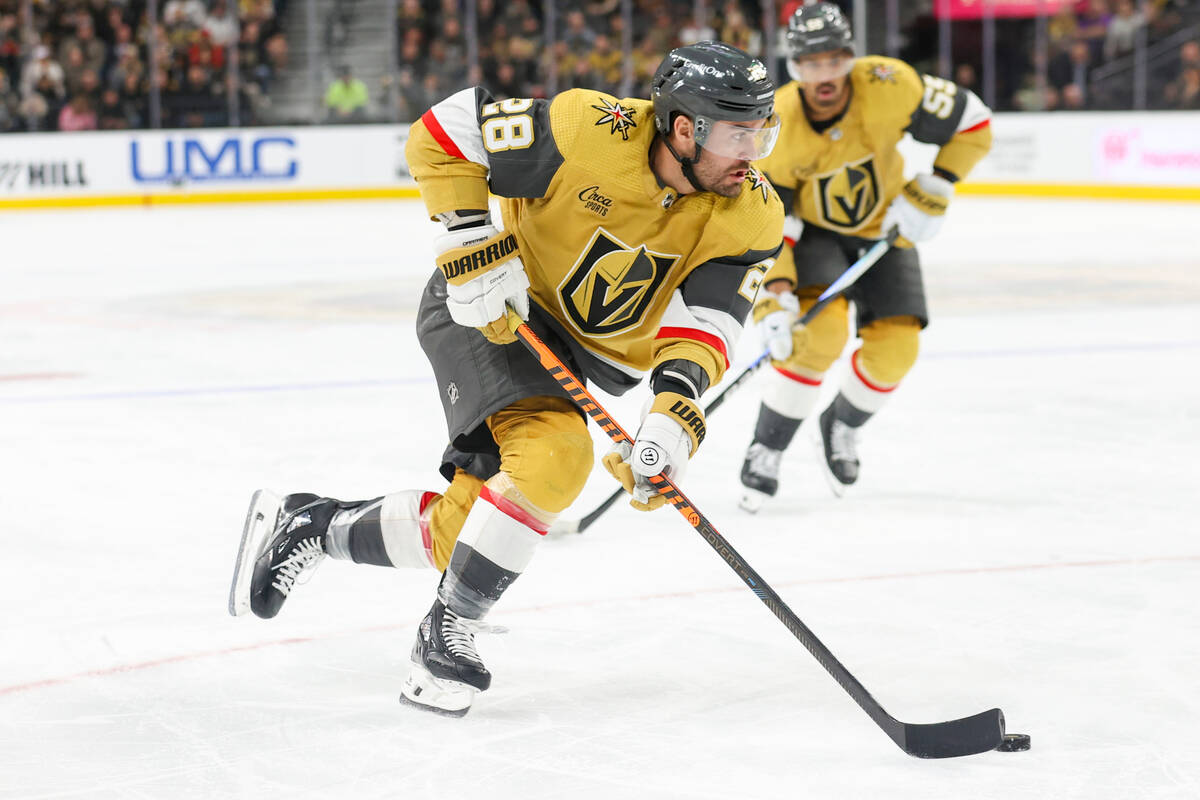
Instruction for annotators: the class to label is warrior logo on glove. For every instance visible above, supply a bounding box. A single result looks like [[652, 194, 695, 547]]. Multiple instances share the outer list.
[[560, 227, 679, 336], [438, 232, 519, 280]]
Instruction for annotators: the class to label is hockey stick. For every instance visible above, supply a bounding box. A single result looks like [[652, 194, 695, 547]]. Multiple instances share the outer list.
[[505, 305, 1005, 758], [551, 229, 899, 536]]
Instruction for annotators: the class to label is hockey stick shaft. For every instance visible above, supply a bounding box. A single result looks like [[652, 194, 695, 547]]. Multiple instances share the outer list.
[[505, 306, 1004, 758], [562, 230, 898, 535]]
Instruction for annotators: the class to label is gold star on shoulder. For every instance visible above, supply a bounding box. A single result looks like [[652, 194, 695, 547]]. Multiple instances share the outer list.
[[746, 168, 772, 204], [592, 97, 638, 141]]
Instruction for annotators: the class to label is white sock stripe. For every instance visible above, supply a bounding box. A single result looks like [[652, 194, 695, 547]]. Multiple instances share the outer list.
[[762, 369, 823, 419], [839, 365, 895, 414], [379, 491, 436, 569], [455, 494, 543, 575]]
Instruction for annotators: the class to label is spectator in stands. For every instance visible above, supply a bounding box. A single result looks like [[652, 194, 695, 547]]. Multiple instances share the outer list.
[[1163, 40, 1200, 106], [204, 0, 239, 48], [58, 16, 105, 76], [563, 9, 596, 50], [0, 12, 21, 79], [325, 64, 368, 122], [396, 0, 427, 58], [1076, 0, 1112, 62], [955, 63, 979, 97], [97, 87, 130, 128], [492, 60, 522, 99], [118, 68, 147, 127], [0, 66, 20, 132], [1174, 64, 1200, 109], [1104, 0, 1153, 61], [1050, 39, 1093, 106], [167, 63, 225, 127], [1061, 82, 1087, 110], [163, 0, 208, 31], [588, 34, 623, 95], [21, 45, 65, 104], [720, 6, 761, 57], [57, 92, 96, 131]]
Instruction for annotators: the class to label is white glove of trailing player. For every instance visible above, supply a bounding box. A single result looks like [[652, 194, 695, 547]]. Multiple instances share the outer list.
[[753, 289, 800, 362], [881, 173, 954, 244], [601, 391, 706, 511], [434, 221, 530, 345]]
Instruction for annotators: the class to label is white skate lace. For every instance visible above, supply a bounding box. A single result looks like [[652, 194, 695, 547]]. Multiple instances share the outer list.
[[829, 420, 860, 464], [746, 442, 782, 478], [271, 538, 325, 596], [441, 609, 507, 665]]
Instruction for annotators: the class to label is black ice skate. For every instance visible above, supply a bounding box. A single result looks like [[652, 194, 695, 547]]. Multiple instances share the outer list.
[[228, 490, 335, 618], [815, 404, 860, 497], [399, 598, 493, 717], [739, 442, 783, 513]]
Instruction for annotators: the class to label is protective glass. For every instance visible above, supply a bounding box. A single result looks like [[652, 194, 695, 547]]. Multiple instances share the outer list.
[[787, 52, 855, 84], [699, 115, 781, 161]]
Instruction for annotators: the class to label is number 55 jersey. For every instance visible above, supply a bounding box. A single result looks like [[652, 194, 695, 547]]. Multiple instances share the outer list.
[[759, 55, 992, 243]]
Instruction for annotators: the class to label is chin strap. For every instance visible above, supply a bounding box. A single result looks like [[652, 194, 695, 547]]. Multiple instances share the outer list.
[[660, 135, 707, 194]]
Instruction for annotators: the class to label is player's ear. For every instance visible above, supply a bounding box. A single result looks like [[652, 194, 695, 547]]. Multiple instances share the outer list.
[[671, 114, 695, 147]]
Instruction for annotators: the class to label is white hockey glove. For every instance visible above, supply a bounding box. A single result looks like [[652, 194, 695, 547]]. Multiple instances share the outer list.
[[753, 288, 800, 362], [435, 221, 530, 345], [602, 391, 706, 511], [881, 173, 954, 245]]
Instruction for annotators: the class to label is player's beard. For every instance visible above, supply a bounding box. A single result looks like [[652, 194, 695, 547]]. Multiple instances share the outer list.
[[804, 79, 849, 114], [690, 147, 750, 198]]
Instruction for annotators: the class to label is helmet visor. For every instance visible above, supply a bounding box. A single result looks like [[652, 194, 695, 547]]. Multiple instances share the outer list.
[[699, 115, 781, 161], [788, 52, 855, 84]]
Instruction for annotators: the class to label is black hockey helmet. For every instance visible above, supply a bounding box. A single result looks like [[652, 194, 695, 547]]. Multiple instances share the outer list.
[[651, 40, 777, 149], [786, 2, 855, 60]]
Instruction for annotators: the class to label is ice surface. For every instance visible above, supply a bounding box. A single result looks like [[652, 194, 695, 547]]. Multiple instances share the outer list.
[[2, 197, 1198, 799]]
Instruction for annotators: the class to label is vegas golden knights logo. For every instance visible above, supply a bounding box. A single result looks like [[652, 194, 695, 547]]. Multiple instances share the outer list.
[[814, 155, 880, 232], [559, 228, 678, 336]]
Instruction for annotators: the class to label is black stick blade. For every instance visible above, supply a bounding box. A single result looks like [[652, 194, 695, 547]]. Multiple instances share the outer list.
[[898, 708, 1005, 759]]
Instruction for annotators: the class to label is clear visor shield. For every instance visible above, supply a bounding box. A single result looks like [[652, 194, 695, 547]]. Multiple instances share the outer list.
[[699, 115, 781, 161], [787, 52, 855, 84]]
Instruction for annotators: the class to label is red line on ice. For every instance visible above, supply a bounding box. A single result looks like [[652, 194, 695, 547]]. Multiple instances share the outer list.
[[2, 554, 1196, 697]]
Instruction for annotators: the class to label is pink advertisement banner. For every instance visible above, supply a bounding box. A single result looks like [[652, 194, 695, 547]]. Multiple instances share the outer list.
[[934, 0, 1076, 19]]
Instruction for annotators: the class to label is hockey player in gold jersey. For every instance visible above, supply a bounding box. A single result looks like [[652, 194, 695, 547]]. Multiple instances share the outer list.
[[737, 2, 992, 511], [229, 42, 784, 715]]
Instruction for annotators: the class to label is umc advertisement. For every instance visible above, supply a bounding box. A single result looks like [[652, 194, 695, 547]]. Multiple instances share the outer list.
[[2, 114, 1197, 208], [0, 125, 417, 207]]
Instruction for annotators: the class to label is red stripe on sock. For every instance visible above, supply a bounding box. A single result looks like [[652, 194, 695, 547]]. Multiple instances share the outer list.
[[479, 485, 549, 535], [851, 350, 897, 393], [772, 365, 822, 386], [417, 491, 438, 565], [420, 110, 467, 160]]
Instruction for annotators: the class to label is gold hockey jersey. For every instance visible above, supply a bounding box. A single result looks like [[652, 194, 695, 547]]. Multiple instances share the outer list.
[[758, 56, 992, 245], [406, 87, 784, 396]]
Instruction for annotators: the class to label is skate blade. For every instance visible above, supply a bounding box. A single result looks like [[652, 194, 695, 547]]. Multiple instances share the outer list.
[[810, 428, 848, 499], [399, 663, 477, 718], [738, 488, 768, 513], [228, 489, 282, 617]]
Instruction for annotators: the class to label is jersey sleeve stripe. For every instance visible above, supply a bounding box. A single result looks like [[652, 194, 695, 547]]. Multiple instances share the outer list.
[[423, 88, 490, 167], [420, 109, 468, 161], [956, 89, 992, 133], [961, 119, 990, 134], [655, 326, 730, 369]]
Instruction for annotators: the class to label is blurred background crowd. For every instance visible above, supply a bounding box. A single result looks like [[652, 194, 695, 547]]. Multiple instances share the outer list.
[[2, 0, 1198, 133]]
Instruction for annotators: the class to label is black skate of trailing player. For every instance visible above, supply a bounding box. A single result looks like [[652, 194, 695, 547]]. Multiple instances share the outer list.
[[738, 442, 784, 513], [814, 395, 870, 497]]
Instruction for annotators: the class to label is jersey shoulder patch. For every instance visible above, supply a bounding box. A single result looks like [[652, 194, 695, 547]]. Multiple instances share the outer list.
[[852, 57, 924, 126]]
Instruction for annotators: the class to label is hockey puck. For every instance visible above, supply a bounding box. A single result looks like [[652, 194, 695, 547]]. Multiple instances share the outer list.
[[995, 733, 1031, 752]]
